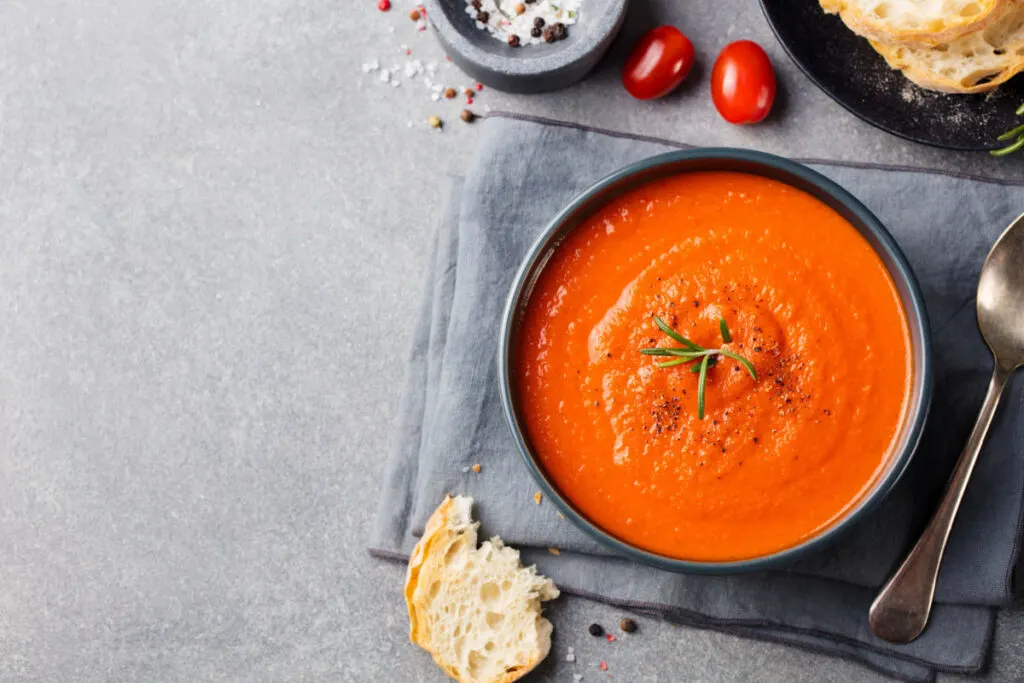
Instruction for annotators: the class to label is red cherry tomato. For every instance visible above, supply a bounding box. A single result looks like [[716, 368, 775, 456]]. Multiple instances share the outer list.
[[710, 40, 776, 124], [622, 26, 696, 100]]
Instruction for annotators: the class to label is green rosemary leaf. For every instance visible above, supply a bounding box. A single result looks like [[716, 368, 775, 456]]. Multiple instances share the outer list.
[[652, 315, 703, 351], [719, 349, 757, 380], [640, 348, 707, 358], [998, 123, 1024, 142], [992, 135, 1024, 158], [690, 356, 718, 373], [719, 318, 732, 343], [657, 358, 690, 368], [697, 356, 709, 419]]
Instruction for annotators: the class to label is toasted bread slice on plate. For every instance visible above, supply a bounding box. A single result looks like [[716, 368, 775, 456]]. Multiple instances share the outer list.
[[821, 0, 1009, 46], [405, 496, 560, 683], [872, 1, 1024, 92]]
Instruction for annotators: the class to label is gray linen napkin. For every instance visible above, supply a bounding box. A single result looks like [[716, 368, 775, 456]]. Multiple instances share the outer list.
[[370, 114, 1024, 682]]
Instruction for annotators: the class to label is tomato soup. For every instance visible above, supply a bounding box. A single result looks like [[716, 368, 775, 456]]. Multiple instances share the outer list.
[[515, 171, 912, 561]]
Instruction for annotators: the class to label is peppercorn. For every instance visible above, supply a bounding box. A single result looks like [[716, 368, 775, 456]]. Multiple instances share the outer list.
[[543, 22, 568, 42], [476, 10, 489, 23], [463, 87, 474, 97], [471, 0, 481, 6], [428, 115, 442, 129], [620, 618, 638, 633], [514, 3, 526, 14], [530, 26, 542, 38], [460, 109, 475, 123], [508, 34, 521, 47], [444, 87, 457, 99], [409, 8, 420, 20], [588, 623, 604, 637], [533, 16, 545, 28]]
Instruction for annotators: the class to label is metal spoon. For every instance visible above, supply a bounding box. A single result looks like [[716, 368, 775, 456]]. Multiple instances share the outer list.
[[869, 211, 1024, 644]]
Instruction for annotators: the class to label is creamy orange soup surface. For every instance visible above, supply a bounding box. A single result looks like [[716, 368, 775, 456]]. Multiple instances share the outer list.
[[515, 171, 912, 561]]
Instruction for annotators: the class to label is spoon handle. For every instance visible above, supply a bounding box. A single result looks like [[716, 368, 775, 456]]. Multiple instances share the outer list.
[[869, 364, 1011, 644]]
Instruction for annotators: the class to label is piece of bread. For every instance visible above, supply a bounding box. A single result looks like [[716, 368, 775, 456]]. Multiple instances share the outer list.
[[405, 496, 560, 683], [820, 0, 1008, 47], [871, 1, 1024, 92]]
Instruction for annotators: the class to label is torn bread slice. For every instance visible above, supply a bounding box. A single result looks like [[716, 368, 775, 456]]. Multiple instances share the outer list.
[[872, 1, 1024, 92], [405, 496, 559, 683], [820, 0, 1008, 47]]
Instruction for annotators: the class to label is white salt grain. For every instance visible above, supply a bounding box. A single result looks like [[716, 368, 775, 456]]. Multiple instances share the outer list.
[[573, 675, 583, 682], [379, 69, 391, 83], [565, 653, 576, 662]]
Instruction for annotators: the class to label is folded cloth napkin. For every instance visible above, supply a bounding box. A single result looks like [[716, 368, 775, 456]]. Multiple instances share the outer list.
[[369, 114, 1024, 682]]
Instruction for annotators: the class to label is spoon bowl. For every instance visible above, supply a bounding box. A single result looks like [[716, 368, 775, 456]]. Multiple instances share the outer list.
[[978, 214, 1024, 371], [870, 211, 1024, 644]]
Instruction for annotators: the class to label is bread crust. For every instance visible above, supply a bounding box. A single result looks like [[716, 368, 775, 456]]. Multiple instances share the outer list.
[[870, 2, 1024, 93], [822, 0, 1009, 47]]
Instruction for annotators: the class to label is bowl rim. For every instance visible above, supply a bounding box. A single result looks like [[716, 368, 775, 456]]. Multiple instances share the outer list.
[[497, 148, 934, 574], [423, 0, 628, 76]]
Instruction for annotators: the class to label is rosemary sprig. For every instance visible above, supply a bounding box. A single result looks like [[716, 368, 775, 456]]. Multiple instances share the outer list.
[[641, 315, 757, 420], [992, 103, 1024, 157]]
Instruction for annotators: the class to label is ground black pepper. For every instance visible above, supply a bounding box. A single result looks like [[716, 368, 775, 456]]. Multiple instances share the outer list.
[[530, 26, 542, 38], [589, 623, 604, 637], [507, 33, 521, 47], [476, 10, 489, 23], [534, 16, 545, 27]]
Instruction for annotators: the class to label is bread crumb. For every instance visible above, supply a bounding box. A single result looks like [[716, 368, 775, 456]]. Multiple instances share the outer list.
[[548, 547, 560, 555], [471, 463, 481, 473], [533, 491, 543, 505]]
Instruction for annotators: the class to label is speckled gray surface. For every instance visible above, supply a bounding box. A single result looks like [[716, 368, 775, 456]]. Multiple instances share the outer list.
[[0, 1, 1022, 682]]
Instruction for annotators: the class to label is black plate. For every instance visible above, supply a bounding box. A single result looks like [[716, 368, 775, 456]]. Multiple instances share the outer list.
[[759, 0, 1024, 150]]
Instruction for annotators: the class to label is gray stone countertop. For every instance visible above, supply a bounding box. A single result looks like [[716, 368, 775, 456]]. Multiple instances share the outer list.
[[1, 0, 1022, 681]]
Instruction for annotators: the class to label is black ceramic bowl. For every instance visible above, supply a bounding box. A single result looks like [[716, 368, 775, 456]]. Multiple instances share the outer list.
[[425, 0, 629, 93], [498, 149, 933, 574]]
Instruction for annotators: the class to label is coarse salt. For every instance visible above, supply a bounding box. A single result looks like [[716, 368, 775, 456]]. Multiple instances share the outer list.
[[565, 653, 576, 662], [573, 675, 583, 682], [464, 0, 581, 46], [379, 69, 391, 83]]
